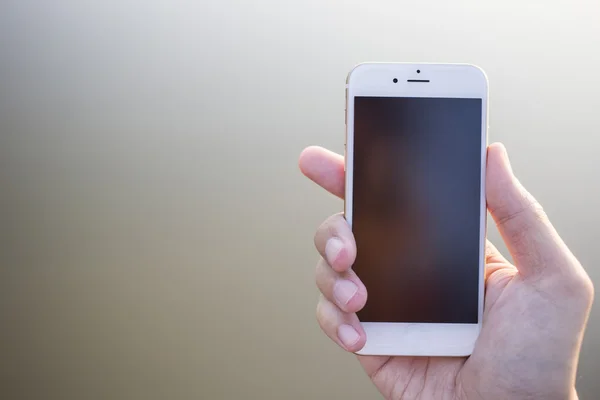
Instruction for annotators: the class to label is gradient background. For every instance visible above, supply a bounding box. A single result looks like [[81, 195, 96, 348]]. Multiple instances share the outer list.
[[0, 1, 599, 399]]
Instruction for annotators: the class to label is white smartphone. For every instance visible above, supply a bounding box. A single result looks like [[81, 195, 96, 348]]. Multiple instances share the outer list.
[[344, 63, 488, 356]]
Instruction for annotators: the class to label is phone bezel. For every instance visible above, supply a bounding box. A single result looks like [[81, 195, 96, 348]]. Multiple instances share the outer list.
[[344, 62, 488, 357]]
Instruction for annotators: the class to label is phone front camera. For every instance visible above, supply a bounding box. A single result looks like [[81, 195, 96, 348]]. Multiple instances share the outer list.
[[393, 78, 398, 83], [417, 70, 421, 73]]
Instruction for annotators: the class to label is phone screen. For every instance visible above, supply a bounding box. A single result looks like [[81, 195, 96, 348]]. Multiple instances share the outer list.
[[352, 96, 482, 324]]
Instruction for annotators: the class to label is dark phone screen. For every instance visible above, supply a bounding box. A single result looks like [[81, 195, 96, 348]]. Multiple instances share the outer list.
[[352, 96, 482, 324]]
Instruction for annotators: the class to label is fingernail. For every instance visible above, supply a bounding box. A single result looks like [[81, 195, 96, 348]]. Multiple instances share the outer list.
[[338, 324, 360, 348], [325, 238, 344, 265], [334, 280, 358, 306]]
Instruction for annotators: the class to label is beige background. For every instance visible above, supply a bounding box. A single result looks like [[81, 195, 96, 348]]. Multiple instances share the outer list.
[[1, 0, 599, 399]]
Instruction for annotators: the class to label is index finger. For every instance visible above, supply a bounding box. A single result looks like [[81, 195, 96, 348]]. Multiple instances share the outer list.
[[299, 146, 345, 199], [314, 213, 356, 272]]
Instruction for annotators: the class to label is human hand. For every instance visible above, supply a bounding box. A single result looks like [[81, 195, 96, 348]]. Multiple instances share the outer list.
[[299, 143, 593, 399]]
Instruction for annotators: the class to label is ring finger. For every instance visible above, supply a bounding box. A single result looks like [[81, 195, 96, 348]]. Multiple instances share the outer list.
[[315, 257, 367, 313]]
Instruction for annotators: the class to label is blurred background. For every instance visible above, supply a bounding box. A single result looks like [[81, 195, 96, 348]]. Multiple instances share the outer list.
[[1, 0, 599, 398]]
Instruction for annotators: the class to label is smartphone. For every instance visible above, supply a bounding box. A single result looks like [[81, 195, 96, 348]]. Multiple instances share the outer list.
[[344, 63, 488, 356]]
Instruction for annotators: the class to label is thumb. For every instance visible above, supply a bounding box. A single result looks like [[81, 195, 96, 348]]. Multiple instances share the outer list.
[[486, 142, 577, 278]]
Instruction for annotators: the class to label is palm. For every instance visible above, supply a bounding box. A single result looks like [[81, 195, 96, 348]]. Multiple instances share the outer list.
[[357, 243, 517, 399]]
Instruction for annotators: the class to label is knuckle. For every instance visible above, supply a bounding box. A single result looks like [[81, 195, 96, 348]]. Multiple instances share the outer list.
[[567, 271, 595, 304], [551, 266, 595, 305], [580, 276, 595, 304], [325, 213, 344, 231], [314, 258, 327, 287], [314, 213, 342, 247], [313, 222, 325, 248], [496, 195, 545, 229], [532, 203, 550, 225], [315, 298, 328, 326]]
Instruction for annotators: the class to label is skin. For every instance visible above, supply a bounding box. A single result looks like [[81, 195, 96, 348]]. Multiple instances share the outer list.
[[298, 142, 594, 400]]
